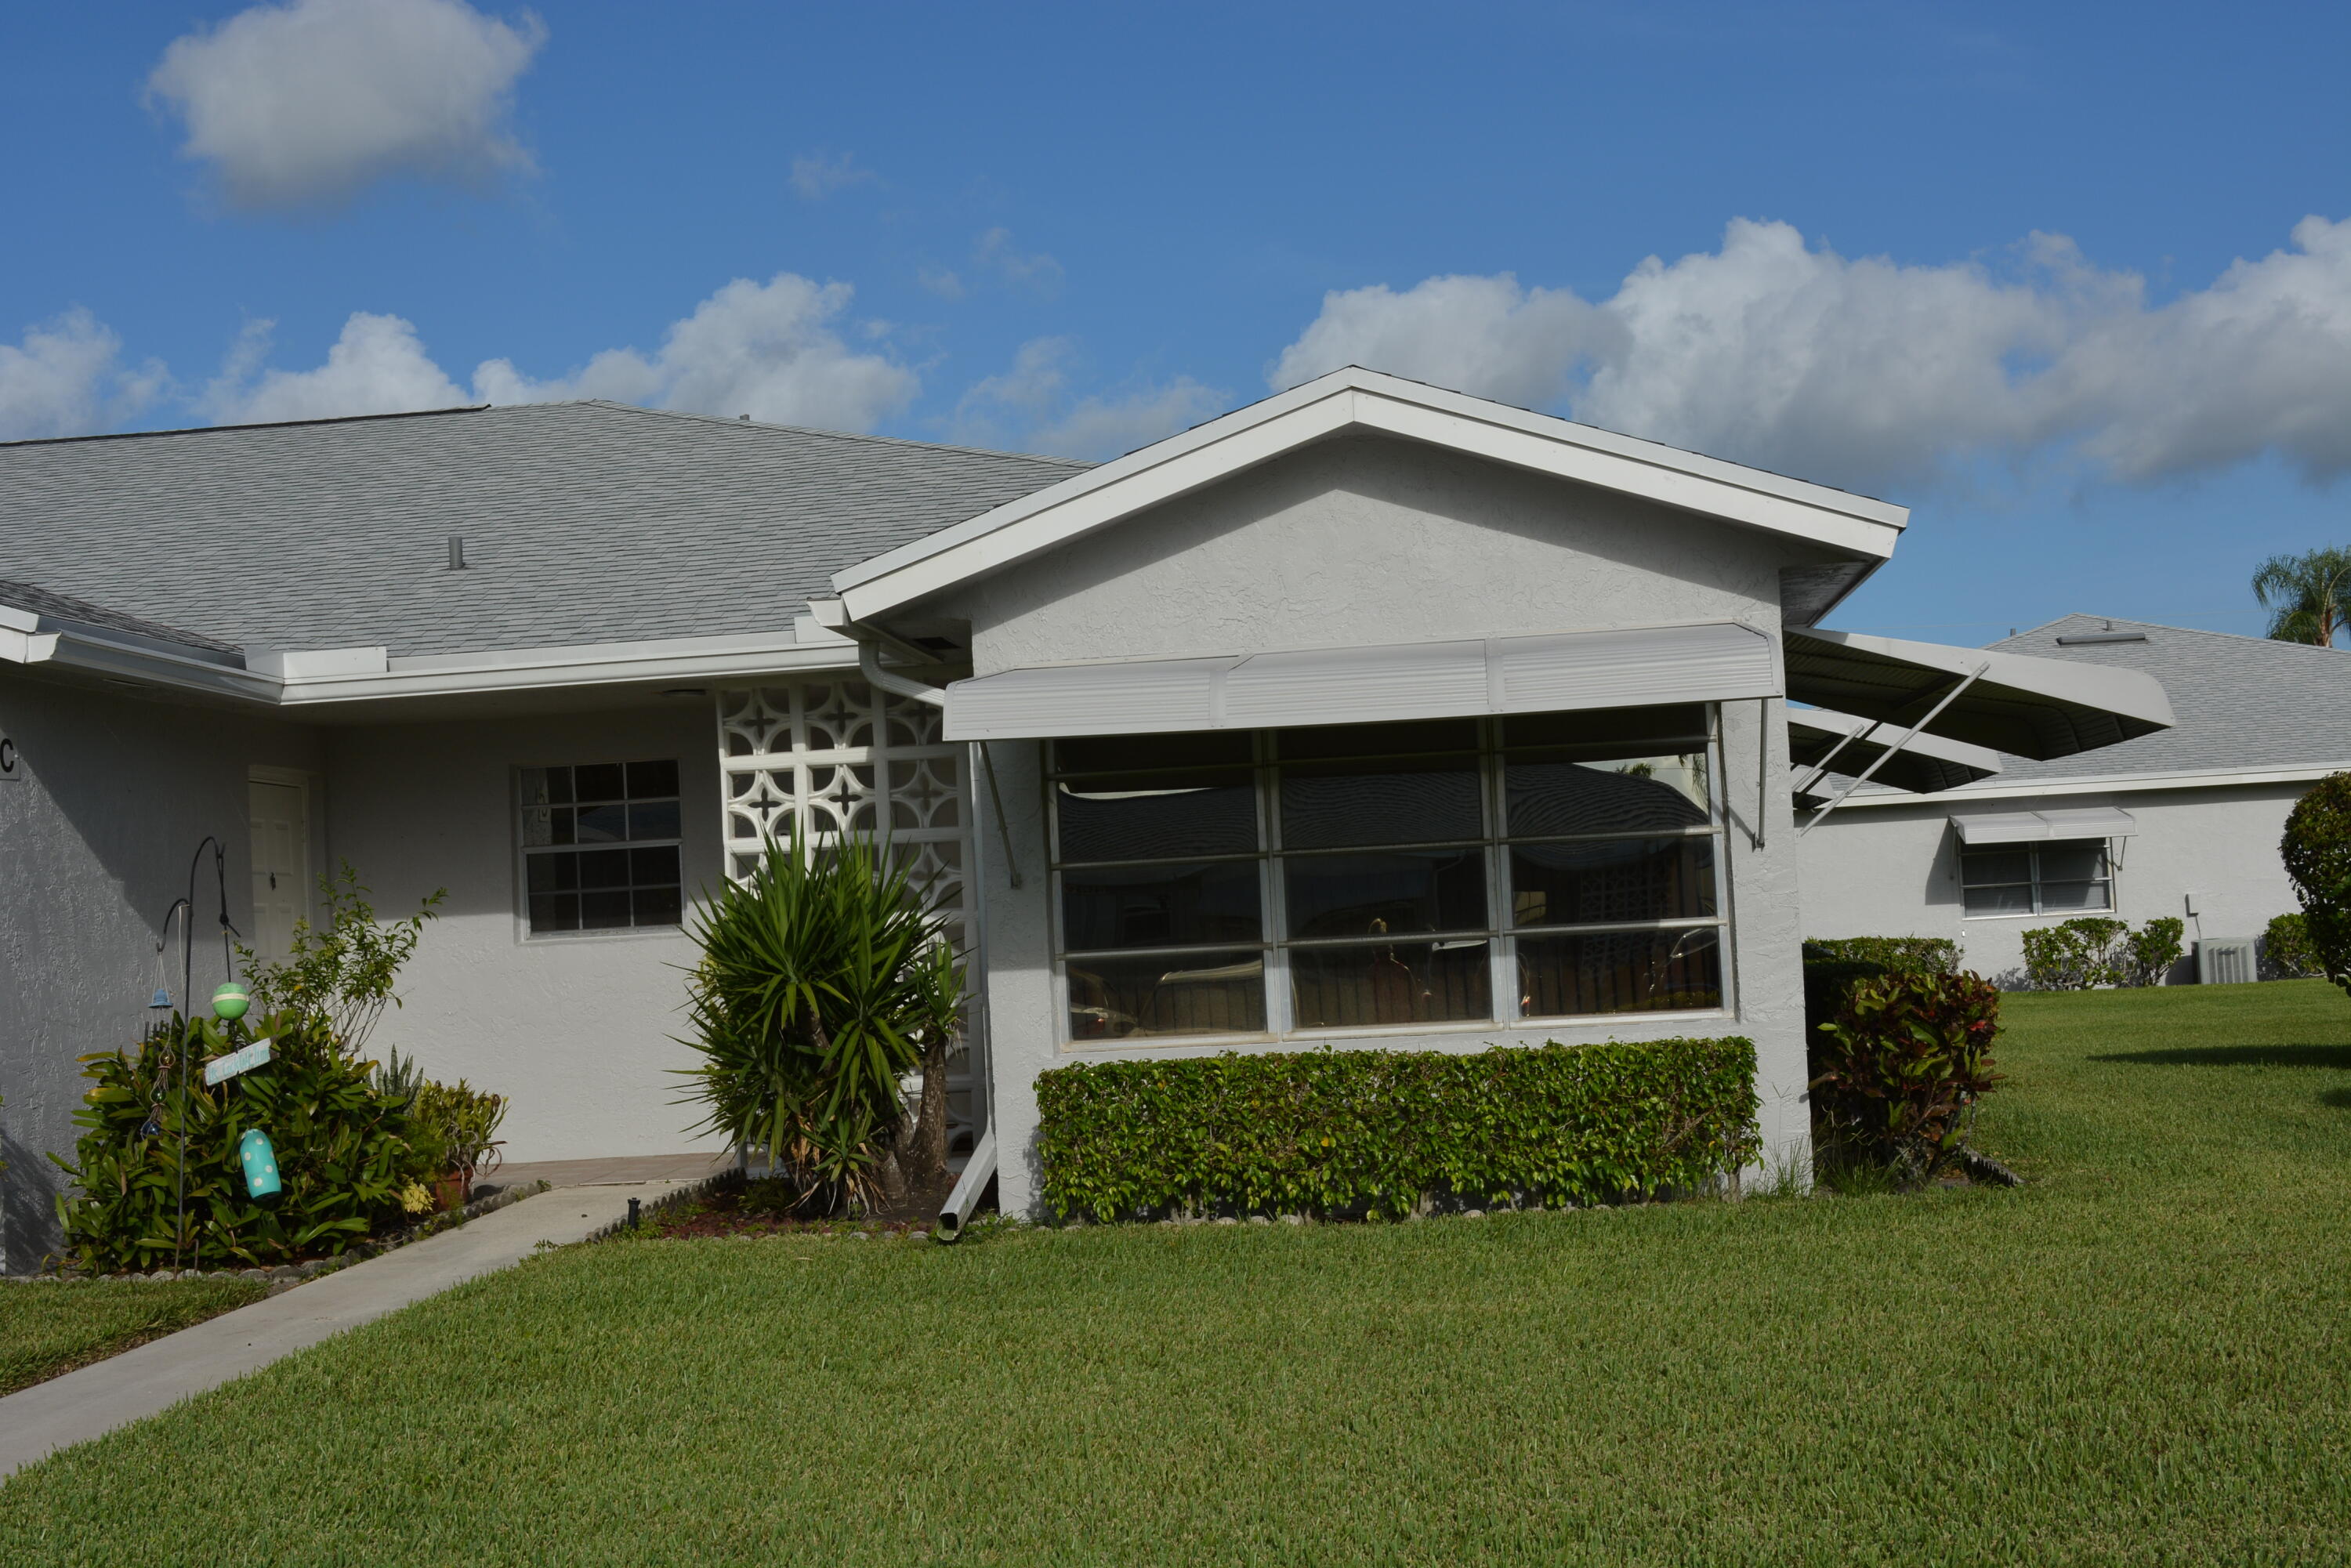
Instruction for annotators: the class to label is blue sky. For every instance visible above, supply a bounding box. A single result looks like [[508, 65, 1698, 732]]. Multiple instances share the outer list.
[[3, 1, 2346, 643]]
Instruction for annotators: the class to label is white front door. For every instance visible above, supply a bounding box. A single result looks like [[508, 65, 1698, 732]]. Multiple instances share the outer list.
[[248, 779, 310, 964]]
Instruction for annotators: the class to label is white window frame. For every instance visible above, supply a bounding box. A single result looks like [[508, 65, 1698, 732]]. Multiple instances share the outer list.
[[1046, 708, 1733, 1049], [1958, 836, 2116, 919], [513, 759, 687, 940]]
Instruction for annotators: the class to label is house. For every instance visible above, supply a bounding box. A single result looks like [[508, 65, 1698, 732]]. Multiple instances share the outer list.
[[0, 369, 2172, 1269], [1799, 616, 2351, 982]]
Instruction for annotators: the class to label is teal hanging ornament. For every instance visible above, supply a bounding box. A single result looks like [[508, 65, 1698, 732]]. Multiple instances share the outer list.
[[212, 982, 250, 1021], [149, 989, 172, 1009], [238, 1127, 281, 1198]]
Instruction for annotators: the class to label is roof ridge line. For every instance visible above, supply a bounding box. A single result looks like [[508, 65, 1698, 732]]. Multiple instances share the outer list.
[[571, 400, 1095, 468], [0, 404, 489, 449]]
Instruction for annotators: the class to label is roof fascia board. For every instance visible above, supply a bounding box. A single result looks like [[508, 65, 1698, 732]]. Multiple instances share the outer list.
[[1821, 761, 2341, 808], [6, 627, 863, 709], [833, 368, 1907, 621]]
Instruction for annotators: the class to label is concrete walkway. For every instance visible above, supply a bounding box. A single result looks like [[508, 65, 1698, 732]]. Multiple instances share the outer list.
[[0, 1180, 690, 1480]]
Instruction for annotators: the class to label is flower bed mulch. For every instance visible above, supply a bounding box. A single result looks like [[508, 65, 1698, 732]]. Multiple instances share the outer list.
[[635, 1172, 958, 1241]]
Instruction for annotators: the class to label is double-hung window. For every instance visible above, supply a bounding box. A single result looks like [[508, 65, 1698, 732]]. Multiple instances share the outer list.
[[519, 760, 684, 934], [1050, 705, 1726, 1043], [1960, 839, 2112, 916]]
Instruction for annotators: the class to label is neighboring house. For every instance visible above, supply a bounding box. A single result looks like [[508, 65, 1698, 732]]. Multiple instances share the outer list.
[[1, 369, 2172, 1269], [1799, 615, 2351, 983]]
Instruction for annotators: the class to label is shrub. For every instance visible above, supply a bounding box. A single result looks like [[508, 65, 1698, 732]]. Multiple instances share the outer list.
[[408, 1078, 509, 1190], [2125, 916, 2186, 987], [52, 1011, 433, 1272], [1800, 936, 1958, 1040], [675, 828, 962, 1210], [237, 864, 444, 1056], [1810, 971, 2003, 1183], [2263, 912, 2320, 979], [2280, 773, 2351, 998], [1033, 1037, 1759, 1223], [2020, 918, 2128, 989]]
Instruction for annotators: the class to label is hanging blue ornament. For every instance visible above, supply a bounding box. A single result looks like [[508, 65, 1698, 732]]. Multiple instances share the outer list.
[[139, 1114, 163, 1139], [149, 989, 173, 1009], [238, 1127, 281, 1198]]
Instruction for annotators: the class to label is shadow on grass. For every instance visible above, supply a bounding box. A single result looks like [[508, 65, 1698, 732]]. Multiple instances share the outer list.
[[2320, 1088, 2351, 1110], [2088, 1045, 2351, 1069]]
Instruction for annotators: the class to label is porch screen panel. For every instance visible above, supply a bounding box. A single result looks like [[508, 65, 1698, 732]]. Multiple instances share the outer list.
[[1047, 704, 1731, 1045], [715, 679, 979, 1153]]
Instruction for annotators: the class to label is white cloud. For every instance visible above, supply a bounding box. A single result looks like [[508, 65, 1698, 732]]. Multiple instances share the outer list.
[[953, 337, 1223, 459], [788, 151, 874, 200], [918, 266, 966, 300], [0, 310, 166, 440], [147, 0, 545, 211], [201, 313, 467, 423], [475, 273, 918, 429], [1272, 215, 2351, 489], [973, 227, 1065, 296]]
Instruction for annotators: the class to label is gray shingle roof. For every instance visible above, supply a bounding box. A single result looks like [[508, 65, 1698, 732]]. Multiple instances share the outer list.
[[0, 402, 1086, 658], [0, 577, 243, 656], [1969, 614, 2351, 782]]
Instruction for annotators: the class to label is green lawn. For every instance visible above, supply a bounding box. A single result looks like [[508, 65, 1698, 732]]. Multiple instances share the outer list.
[[2, 1277, 266, 1398], [3, 983, 2348, 1566]]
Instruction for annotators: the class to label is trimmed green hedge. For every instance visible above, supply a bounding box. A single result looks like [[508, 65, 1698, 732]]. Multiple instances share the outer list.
[[1034, 1037, 1759, 1223]]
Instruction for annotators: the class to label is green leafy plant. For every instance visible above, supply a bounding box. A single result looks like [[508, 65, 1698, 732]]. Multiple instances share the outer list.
[[1033, 1037, 1759, 1224], [674, 827, 961, 1210], [2020, 918, 2129, 990], [2125, 917, 2186, 987], [2280, 772, 2351, 999], [2251, 545, 2351, 647], [1810, 970, 2004, 1185], [51, 1011, 434, 1271], [237, 863, 445, 1054], [409, 1079, 508, 1188], [2263, 912, 2319, 979], [1802, 936, 1959, 975]]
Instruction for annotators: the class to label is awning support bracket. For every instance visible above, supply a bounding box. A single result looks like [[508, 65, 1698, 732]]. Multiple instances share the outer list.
[[978, 741, 1024, 889], [1751, 697, 1769, 849], [1791, 715, 1886, 801], [1798, 662, 1990, 837]]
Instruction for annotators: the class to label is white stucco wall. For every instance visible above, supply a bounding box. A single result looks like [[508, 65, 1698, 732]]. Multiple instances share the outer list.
[[322, 702, 728, 1168], [1798, 783, 2309, 982], [0, 673, 324, 1272], [931, 434, 1819, 1213]]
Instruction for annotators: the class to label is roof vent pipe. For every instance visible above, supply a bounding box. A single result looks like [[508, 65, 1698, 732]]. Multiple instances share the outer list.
[[447, 535, 466, 570]]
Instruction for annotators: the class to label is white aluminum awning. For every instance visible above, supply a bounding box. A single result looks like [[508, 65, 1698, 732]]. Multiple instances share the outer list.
[[1951, 807, 2139, 845], [943, 621, 1778, 741], [1784, 627, 2172, 760], [1788, 707, 2002, 796]]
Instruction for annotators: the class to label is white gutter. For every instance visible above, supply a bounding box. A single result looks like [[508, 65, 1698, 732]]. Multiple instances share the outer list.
[[934, 1128, 997, 1241]]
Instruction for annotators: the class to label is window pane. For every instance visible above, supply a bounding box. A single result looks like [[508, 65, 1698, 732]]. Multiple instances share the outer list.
[[1061, 861, 1263, 951], [574, 763, 626, 802], [543, 806, 575, 847], [1505, 757, 1710, 836], [577, 849, 631, 889], [1056, 732, 1252, 775], [1285, 849, 1487, 940], [2040, 880, 2112, 914], [1504, 706, 1708, 755], [1281, 758, 1482, 849], [519, 767, 553, 809], [632, 846, 681, 886], [1509, 838, 1716, 925], [528, 893, 579, 932], [1277, 719, 1477, 762], [629, 799, 683, 841], [1518, 928, 1721, 1018], [1289, 940, 1492, 1028], [1056, 770, 1258, 861], [2038, 842, 2108, 883], [575, 802, 628, 843], [633, 886, 683, 926], [542, 767, 574, 805], [520, 806, 556, 848], [628, 759, 680, 798], [1963, 883, 2033, 915], [1067, 949, 1265, 1040], [580, 890, 633, 929], [525, 853, 578, 893], [1962, 849, 2030, 886]]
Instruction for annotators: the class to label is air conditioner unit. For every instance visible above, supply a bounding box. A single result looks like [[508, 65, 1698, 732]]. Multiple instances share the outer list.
[[2196, 939, 2258, 986]]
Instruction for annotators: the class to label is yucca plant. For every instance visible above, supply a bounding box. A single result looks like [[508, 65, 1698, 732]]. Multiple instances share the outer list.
[[675, 825, 962, 1210]]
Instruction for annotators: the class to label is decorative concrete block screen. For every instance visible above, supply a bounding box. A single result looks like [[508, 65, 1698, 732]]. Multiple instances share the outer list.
[[715, 679, 979, 1157]]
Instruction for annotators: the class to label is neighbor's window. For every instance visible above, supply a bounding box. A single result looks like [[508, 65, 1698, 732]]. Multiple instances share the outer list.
[[1960, 838, 2112, 917], [1050, 708, 1725, 1043], [519, 761, 683, 934]]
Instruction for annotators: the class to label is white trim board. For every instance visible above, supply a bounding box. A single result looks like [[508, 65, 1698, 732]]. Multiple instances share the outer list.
[[830, 368, 1908, 622]]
